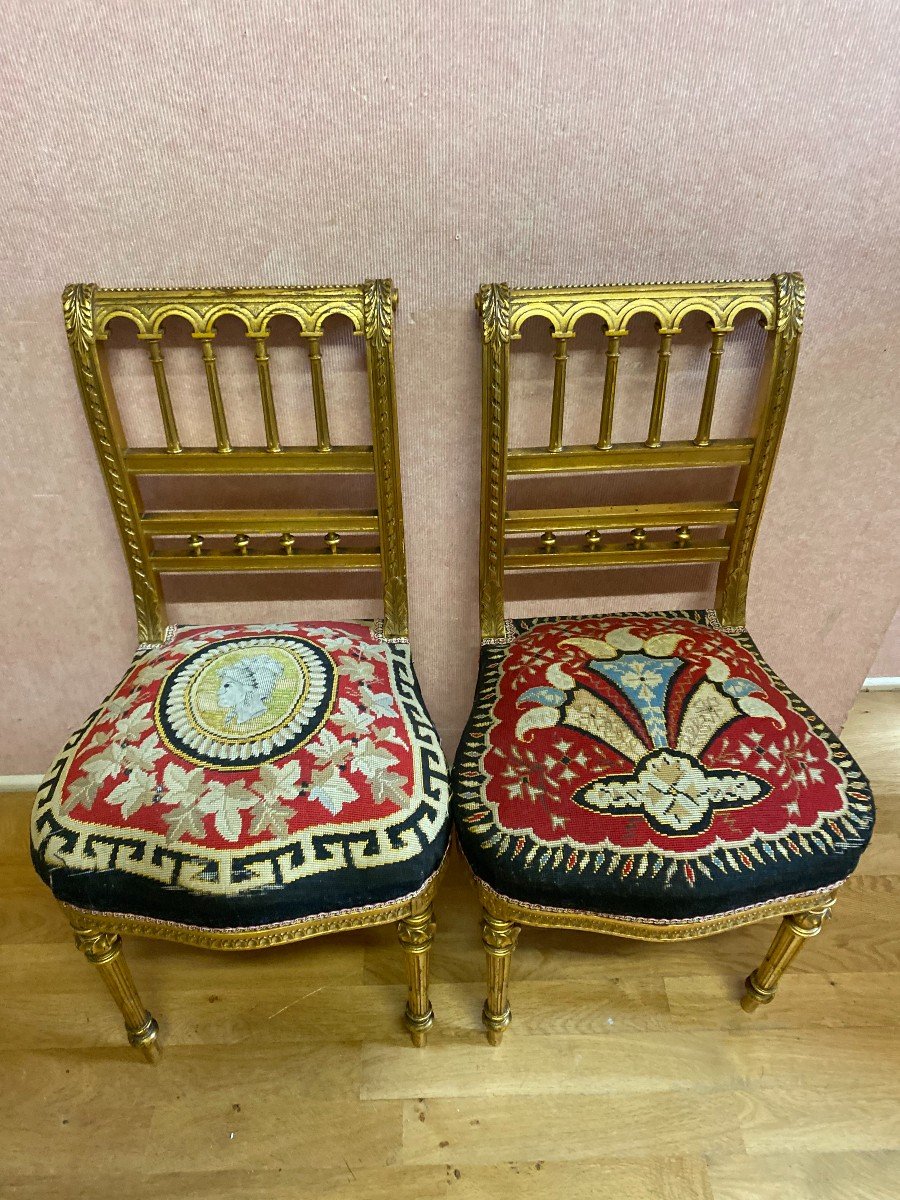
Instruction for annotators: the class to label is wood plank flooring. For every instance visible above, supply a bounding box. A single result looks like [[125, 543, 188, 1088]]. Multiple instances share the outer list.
[[1, 691, 897, 1199]]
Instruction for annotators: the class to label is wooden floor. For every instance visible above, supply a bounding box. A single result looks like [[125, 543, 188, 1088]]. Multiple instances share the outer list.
[[2, 691, 898, 1200]]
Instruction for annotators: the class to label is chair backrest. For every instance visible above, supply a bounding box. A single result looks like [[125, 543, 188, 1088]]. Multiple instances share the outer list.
[[476, 273, 805, 639], [63, 280, 409, 643]]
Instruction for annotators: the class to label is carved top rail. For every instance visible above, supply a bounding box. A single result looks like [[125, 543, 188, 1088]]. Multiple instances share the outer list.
[[507, 278, 778, 337], [63, 280, 409, 643], [476, 273, 805, 639]]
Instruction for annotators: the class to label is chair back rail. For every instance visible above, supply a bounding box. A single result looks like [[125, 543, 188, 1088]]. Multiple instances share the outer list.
[[62, 281, 409, 642], [476, 273, 805, 639]]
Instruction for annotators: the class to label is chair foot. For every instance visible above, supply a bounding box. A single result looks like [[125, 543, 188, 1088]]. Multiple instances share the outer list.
[[398, 900, 436, 1047], [70, 920, 162, 1064], [481, 909, 519, 1045], [129, 1014, 162, 1062], [741, 897, 835, 1015], [482, 1000, 511, 1046], [404, 1004, 435, 1048]]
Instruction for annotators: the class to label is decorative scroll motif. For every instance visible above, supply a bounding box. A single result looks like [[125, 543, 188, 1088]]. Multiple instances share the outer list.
[[773, 272, 805, 340], [62, 283, 164, 642], [363, 279, 409, 638], [479, 284, 511, 639]]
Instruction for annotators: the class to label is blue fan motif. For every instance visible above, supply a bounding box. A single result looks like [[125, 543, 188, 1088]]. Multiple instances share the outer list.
[[588, 653, 683, 748]]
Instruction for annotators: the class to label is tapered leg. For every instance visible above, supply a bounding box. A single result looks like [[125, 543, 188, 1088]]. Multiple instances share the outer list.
[[481, 909, 520, 1045], [70, 922, 161, 1062], [397, 899, 436, 1047], [741, 897, 836, 1013]]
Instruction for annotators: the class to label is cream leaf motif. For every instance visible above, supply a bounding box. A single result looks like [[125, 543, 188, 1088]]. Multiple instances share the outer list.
[[306, 728, 353, 766], [350, 738, 398, 779], [332, 698, 375, 737], [105, 769, 158, 820], [338, 655, 376, 684], [358, 685, 397, 718], [309, 765, 358, 814], [195, 781, 257, 841]]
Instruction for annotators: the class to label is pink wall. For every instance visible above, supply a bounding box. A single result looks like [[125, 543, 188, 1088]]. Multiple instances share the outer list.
[[868, 610, 900, 678], [1, 1, 898, 773]]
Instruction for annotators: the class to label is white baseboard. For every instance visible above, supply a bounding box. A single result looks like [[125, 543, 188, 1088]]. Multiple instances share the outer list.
[[0, 775, 42, 793], [863, 677, 900, 691]]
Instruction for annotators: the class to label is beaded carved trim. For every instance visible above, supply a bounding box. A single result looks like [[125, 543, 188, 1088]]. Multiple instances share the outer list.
[[373, 618, 409, 645], [705, 609, 746, 634], [481, 619, 517, 647]]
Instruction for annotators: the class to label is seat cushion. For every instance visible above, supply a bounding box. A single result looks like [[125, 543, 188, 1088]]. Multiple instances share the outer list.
[[32, 621, 450, 929], [453, 612, 874, 922]]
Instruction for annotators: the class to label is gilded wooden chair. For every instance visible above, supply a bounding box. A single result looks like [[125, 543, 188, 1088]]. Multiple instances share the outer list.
[[31, 281, 450, 1057], [453, 275, 875, 1042]]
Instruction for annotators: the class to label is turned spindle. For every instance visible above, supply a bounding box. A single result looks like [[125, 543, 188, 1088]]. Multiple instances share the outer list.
[[280, 532, 295, 555], [324, 531, 341, 554], [675, 525, 692, 548], [539, 531, 557, 554], [234, 534, 250, 556], [630, 527, 647, 550], [188, 534, 204, 557], [585, 528, 602, 552]]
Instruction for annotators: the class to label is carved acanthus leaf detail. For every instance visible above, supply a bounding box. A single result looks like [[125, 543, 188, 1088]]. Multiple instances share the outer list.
[[480, 283, 511, 345], [62, 283, 96, 359], [773, 272, 805, 340], [363, 278, 393, 347]]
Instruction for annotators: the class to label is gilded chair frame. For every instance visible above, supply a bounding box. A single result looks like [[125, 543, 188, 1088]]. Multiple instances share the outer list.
[[57, 281, 439, 1056], [471, 273, 836, 1041]]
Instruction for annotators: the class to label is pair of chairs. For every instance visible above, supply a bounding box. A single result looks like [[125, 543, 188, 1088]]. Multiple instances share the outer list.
[[31, 274, 875, 1059]]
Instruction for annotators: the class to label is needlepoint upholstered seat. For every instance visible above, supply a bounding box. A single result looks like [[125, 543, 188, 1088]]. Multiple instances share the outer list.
[[32, 282, 450, 1058], [453, 275, 875, 1043]]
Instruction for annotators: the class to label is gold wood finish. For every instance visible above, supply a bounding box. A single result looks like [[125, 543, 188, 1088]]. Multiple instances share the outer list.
[[63, 284, 167, 643], [504, 541, 729, 571], [481, 908, 521, 1046], [363, 280, 409, 638], [717, 273, 806, 626], [477, 283, 512, 640], [59, 866, 443, 1051], [475, 274, 803, 638], [741, 897, 835, 1012], [397, 897, 437, 1048], [507, 438, 754, 474], [471, 871, 838, 1041], [505, 501, 738, 533], [125, 446, 375, 474], [69, 919, 161, 1063], [63, 280, 410, 640], [142, 509, 378, 535]]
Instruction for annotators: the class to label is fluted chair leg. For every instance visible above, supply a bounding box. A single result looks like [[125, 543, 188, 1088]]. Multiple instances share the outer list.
[[398, 899, 436, 1047], [741, 896, 836, 1013], [70, 920, 161, 1062], [481, 908, 520, 1045]]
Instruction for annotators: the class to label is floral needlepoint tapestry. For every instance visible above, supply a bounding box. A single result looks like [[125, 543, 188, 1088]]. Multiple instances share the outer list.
[[33, 622, 450, 929], [454, 612, 874, 922]]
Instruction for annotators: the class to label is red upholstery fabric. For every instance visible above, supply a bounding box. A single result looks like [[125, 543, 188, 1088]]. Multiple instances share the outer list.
[[33, 622, 449, 928], [454, 613, 874, 920]]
